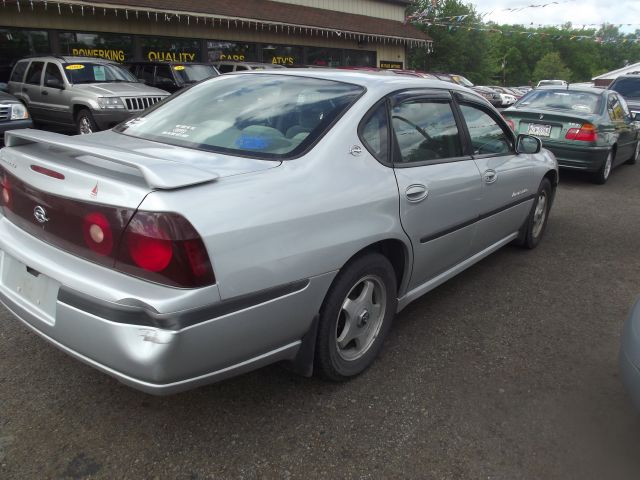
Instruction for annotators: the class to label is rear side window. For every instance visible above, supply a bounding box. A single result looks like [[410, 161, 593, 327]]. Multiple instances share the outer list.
[[391, 100, 462, 163], [116, 74, 364, 159], [10, 61, 29, 82], [25, 61, 44, 85], [359, 101, 389, 163]]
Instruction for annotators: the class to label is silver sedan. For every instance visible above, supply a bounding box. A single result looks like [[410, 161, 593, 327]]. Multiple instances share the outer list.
[[0, 70, 558, 394]]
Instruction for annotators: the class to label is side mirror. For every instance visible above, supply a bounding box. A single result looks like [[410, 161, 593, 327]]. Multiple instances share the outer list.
[[516, 134, 542, 154], [46, 78, 64, 89]]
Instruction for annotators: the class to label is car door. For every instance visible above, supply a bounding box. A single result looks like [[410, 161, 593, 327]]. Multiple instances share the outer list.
[[21, 61, 45, 120], [608, 92, 635, 164], [454, 93, 534, 252], [40, 62, 72, 125], [389, 90, 483, 290]]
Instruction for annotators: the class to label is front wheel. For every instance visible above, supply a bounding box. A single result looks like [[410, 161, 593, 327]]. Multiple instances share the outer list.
[[76, 109, 98, 135], [517, 178, 552, 249], [314, 253, 397, 381], [593, 150, 613, 184]]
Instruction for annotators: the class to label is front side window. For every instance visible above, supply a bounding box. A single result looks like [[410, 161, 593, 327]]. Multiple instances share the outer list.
[[115, 75, 364, 159], [154, 64, 175, 88], [391, 100, 462, 163], [62, 62, 138, 84], [44, 62, 64, 85], [173, 64, 218, 83], [25, 61, 44, 85], [608, 94, 625, 121], [459, 104, 513, 155]]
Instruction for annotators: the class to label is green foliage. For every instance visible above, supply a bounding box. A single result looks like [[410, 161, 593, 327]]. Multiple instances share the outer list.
[[406, 1, 640, 86], [532, 52, 572, 83]]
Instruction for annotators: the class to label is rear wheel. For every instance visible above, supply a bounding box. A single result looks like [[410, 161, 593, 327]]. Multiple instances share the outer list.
[[593, 150, 613, 184], [76, 109, 97, 135], [517, 178, 552, 249], [627, 141, 639, 165], [314, 253, 397, 381]]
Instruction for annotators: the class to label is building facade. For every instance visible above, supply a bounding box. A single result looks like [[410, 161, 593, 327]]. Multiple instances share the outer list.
[[0, 0, 431, 82]]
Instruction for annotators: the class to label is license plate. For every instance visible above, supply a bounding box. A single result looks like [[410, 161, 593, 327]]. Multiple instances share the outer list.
[[527, 123, 552, 137], [1, 252, 59, 325]]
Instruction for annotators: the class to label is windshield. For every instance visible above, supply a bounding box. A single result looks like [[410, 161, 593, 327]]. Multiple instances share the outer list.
[[173, 64, 218, 83], [610, 78, 640, 99], [538, 80, 565, 87], [63, 62, 138, 84], [516, 90, 601, 114], [115, 74, 364, 159]]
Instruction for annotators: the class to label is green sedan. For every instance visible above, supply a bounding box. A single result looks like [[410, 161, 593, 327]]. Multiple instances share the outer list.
[[503, 87, 640, 184]]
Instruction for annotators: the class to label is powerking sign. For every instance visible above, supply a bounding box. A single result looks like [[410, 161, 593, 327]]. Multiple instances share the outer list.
[[71, 48, 125, 61]]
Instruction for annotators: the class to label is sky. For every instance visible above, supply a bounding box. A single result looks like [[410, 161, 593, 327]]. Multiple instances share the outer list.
[[467, 0, 640, 33]]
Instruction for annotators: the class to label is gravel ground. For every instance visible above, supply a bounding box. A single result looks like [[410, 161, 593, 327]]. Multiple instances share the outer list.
[[1, 163, 639, 480]]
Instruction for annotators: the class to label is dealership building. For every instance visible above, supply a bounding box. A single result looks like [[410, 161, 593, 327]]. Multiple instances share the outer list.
[[0, 0, 432, 81]]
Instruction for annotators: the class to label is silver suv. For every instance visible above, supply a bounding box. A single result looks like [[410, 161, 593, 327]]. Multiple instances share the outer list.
[[8, 56, 169, 134]]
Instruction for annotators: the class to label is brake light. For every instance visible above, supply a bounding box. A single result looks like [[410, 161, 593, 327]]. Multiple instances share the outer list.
[[115, 211, 215, 288], [565, 124, 597, 142], [30, 165, 65, 180]]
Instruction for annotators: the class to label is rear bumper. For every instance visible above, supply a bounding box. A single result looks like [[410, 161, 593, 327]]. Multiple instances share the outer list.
[[0, 119, 33, 146], [541, 142, 609, 172], [620, 299, 640, 411], [0, 217, 334, 394]]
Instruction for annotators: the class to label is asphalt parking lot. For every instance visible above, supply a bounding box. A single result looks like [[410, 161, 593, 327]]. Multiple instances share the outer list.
[[1, 161, 639, 479]]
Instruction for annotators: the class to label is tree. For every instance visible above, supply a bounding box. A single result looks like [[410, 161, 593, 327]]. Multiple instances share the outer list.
[[532, 52, 572, 82]]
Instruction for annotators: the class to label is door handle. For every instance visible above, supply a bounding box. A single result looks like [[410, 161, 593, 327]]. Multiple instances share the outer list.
[[42, 91, 48, 95], [405, 184, 428, 203], [483, 169, 498, 184]]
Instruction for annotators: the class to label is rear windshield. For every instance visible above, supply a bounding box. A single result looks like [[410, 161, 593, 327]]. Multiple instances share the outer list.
[[516, 90, 601, 114], [62, 62, 138, 84], [610, 78, 640, 99], [538, 80, 565, 87], [173, 64, 218, 83], [115, 74, 364, 159]]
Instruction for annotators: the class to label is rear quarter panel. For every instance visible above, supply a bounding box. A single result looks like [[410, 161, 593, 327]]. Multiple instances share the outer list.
[[138, 99, 409, 300]]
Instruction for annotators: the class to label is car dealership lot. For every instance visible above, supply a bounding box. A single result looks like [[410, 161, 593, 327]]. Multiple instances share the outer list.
[[1, 165, 639, 479]]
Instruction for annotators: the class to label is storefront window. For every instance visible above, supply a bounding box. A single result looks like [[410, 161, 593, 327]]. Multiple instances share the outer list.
[[307, 46, 343, 67], [59, 32, 132, 62], [262, 45, 302, 66], [140, 37, 200, 63], [0, 28, 49, 82], [206, 41, 259, 63], [344, 49, 376, 67]]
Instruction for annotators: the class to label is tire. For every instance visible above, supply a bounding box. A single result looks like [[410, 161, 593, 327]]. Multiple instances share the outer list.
[[593, 150, 613, 184], [517, 178, 552, 249], [314, 252, 397, 381], [626, 141, 639, 165], [76, 109, 98, 135]]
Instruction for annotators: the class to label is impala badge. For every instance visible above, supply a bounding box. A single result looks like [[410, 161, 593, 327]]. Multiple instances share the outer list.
[[33, 205, 49, 224]]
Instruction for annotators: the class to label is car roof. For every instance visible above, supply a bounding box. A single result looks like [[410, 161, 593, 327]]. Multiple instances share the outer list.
[[20, 56, 119, 65], [533, 86, 606, 95], [225, 68, 478, 97]]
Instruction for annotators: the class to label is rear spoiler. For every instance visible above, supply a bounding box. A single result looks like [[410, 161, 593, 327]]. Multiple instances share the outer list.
[[4, 129, 219, 190]]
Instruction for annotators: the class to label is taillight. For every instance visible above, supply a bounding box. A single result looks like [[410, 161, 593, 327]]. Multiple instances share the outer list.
[[83, 212, 114, 256], [565, 124, 597, 142], [1, 174, 11, 207], [115, 211, 215, 288]]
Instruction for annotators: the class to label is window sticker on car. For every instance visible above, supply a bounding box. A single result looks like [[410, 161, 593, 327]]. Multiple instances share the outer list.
[[161, 124, 197, 138], [93, 66, 106, 81], [65, 64, 85, 70], [174, 66, 185, 71], [236, 135, 269, 150]]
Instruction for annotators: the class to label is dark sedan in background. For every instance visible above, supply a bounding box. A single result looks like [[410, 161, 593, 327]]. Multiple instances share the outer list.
[[126, 62, 219, 93], [503, 86, 639, 184], [0, 90, 32, 145]]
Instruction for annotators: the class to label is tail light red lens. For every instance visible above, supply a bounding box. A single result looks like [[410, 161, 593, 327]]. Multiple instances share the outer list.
[[115, 211, 215, 288], [1, 174, 11, 207], [565, 124, 597, 142]]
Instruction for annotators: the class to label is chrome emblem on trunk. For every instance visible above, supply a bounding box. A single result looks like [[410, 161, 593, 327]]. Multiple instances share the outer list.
[[33, 205, 49, 224], [539, 114, 544, 120]]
